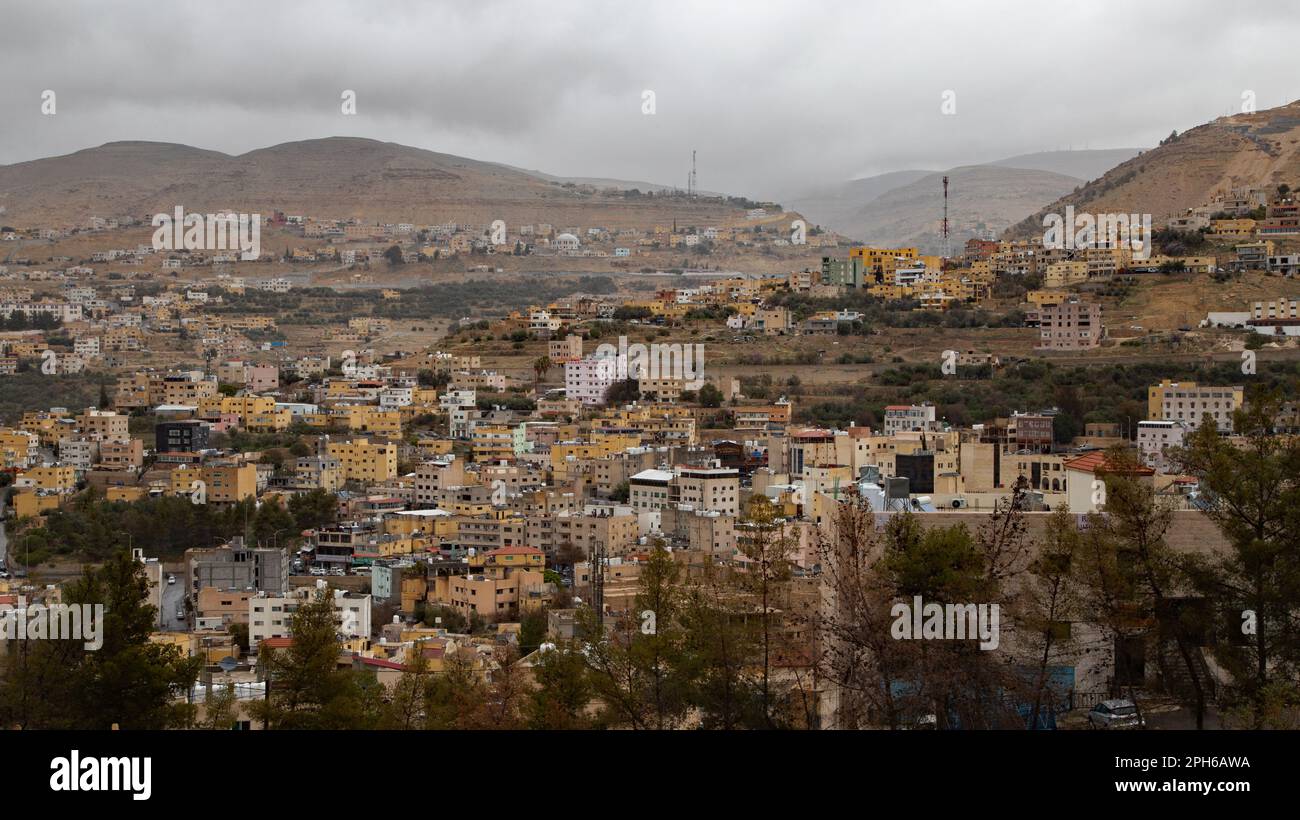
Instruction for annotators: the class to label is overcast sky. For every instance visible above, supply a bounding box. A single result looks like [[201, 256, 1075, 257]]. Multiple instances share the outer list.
[[1, 0, 1297, 200]]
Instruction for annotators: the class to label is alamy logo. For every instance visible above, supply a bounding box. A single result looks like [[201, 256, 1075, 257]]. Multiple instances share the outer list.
[[1042, 205, 1151, 260], [890, 595, 1000, 650], [152, 207, 261, 260], [2, 597, 103, 650], [50, 750, 151, 801], [594, 335, 705, 390]]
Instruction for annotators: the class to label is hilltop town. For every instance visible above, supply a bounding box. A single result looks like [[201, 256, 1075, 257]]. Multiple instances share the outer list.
[[1, 161, 1298, 732]]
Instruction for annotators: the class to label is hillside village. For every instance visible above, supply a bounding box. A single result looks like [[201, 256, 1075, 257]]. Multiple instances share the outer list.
[[2, 170, 1299, 729]]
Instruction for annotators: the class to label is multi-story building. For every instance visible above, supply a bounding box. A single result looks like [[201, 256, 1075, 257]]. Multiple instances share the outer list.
[[427, 546, 546, 621], [883, 403, 937, 435], [327, 438, 398, 483], [1136, 420, 1187, 472], [156, 420, 212, 453], [565, 354, 619, 406], [186, 541, 289, 597], [249, 585, 371, 646], [1147, 379, 1244, 433], [1037, 297, 1103, 350]]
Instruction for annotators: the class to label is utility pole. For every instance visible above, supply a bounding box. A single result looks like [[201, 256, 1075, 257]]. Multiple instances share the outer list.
[[942, 175, 951, 260]]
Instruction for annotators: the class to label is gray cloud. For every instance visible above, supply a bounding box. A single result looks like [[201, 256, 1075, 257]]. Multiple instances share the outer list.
[[2, 0, 1298, 200]]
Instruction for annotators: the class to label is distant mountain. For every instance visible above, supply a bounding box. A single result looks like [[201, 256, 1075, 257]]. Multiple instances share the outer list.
[[988, 149, 1144, 183], [787, 150, 1146, 251], [1006, 99, 1300, 239], [787, 170, 932, 235], [848, 165, 1082, 252], [0, 138, 753, 229]]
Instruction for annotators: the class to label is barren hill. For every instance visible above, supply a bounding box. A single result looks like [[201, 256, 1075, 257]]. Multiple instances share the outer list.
[[785, 158, 1150, 252], [0, 137, 764, 229], [846, 165, 1082, 252], [1006, 99, 1300, 239]]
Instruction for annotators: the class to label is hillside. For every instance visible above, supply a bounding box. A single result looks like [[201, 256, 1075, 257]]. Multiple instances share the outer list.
[[1006, 99, 1300, 239], [786, 170, 932, 234], [988, 149, 1143, 182], [846, 165, 1081, 252], [0, 138, 763, 230], [787, 150, 1146, 250]]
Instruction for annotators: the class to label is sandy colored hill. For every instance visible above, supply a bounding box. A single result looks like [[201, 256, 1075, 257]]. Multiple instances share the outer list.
[[0, 137, 767, 230], [1006, 99, 1300, 238], [849, 164, 1081, 252]]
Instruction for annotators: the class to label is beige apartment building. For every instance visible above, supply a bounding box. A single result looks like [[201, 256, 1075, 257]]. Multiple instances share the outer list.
[[1147, 379, 1244, 433], [1037, 298, 1102, 350]]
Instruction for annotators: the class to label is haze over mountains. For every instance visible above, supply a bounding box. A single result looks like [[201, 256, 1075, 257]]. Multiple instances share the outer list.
[[8, 98, 1298, 255], [788, 149, 1143, 251], [1007, 99, 1300, 239]]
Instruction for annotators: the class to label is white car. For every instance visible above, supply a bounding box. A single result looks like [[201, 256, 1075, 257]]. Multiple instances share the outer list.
[[1088, 699, 1145, 730], [166, 574, 176, 585]]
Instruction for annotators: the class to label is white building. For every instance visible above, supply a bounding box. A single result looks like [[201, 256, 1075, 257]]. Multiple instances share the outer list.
[[552, 233, 581, 253], [565, 354, 620, 406], [883, 403, 938, 435], [1136, 420, 1186, 473], [249, 584, 371, 646]]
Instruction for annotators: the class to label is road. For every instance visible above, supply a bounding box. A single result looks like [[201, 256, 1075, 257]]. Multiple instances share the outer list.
[[159, 575, 187, 631]]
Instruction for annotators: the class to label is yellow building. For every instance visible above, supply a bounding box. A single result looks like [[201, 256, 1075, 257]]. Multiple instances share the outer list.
[[169, 463, 257, 503], [0, 429, 39, 468], [1043, 260, 1089, 288], [1209, 219, 1257, 239], [327, 438, 398, 483], [12, 490, 61, 518], [107, 485, 147, 503], [198, 395, 290, 430], [334, 406, 403, 437], [17, 465, 77, 492]]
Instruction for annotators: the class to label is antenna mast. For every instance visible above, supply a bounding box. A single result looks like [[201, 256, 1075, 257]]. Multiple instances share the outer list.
[[942, 174, 950, 260]]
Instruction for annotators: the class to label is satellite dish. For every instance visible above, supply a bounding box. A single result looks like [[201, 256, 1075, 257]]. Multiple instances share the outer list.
[[218, 656, 238, 672]]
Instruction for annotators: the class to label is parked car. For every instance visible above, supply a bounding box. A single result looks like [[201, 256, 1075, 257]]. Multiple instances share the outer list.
[[309, 567, 326, 576], [175, 608, 185, 620], [1088, 699, 1144, 730], [166, 574, 176, 585]]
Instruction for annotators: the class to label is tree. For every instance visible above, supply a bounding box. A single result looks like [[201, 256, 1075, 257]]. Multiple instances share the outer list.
[[698, 382, 723, 408], [0, 549, 201, 729], [582, 547, 691, 729], [532, 356, 552, 390], [1089, 445, 1210, 728], [609, 481, 630, 503], [1177, 393, 1300, 727], [527, 642, 593, 729], [199, 679, 240, 729], [678, 566, 764, 729], [288, 489, 339, 532], [382, 646, 432, 730], [1017, 507, 1085, 729], [737, 496, 798, 727], [519, 609, 547, 655], [252, 589, 379, 729], [383, 244, 404, 267], [422, 652, 488, 729], [604, 378, 640, 406]]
